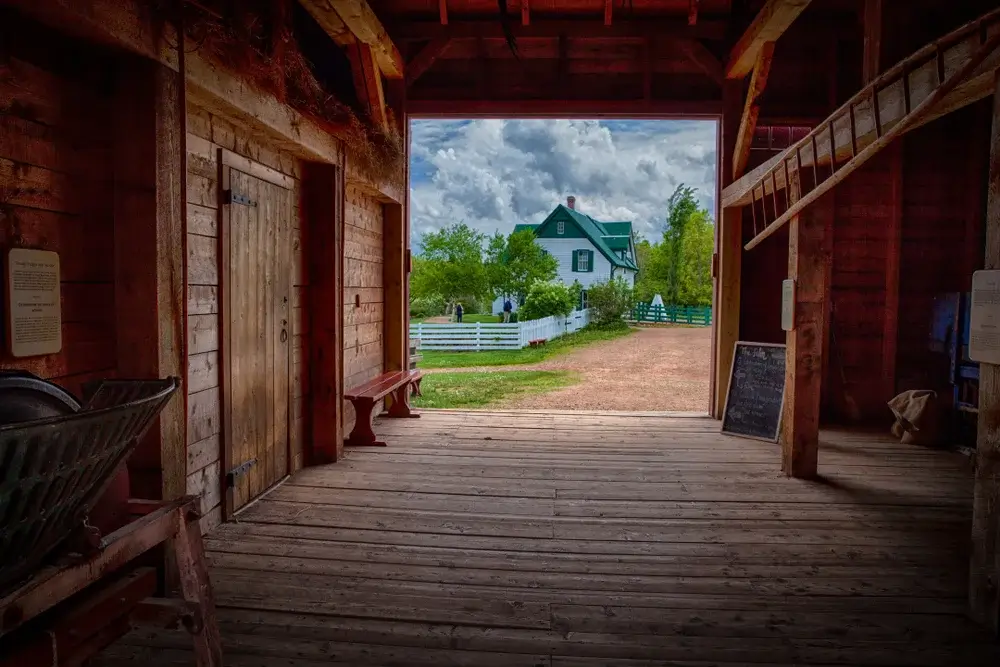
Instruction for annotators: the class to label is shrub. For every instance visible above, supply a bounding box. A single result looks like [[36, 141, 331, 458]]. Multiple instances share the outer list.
[[518, 281, 576, 322], [410, 294, 446, 319], [587, 277, 635, 326]]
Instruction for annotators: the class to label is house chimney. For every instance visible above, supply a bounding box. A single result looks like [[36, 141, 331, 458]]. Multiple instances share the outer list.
[[566, 196, 576, 210]]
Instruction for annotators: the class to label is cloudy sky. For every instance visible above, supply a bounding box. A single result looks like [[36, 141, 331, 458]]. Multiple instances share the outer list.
[[409, 119, 718, 246]]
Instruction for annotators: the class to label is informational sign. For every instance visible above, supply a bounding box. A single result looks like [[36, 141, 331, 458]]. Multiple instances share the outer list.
[[5, 248, 62, 358], [721, 342, 787, 442], [781, 279, 795, 331], [970, 270, 1000, 364]]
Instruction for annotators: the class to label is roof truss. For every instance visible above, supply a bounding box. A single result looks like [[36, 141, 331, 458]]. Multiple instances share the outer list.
[[725, 0, 812, 79]]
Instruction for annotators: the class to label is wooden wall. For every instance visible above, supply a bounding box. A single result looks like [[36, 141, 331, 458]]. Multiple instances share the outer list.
[[184, 104, 309, 532], [343, 185, 386, 433], [0, 40, 116, 397]]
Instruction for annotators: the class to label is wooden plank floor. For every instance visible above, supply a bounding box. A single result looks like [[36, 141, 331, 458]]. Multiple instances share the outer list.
[[103, 410, 1000, 666]]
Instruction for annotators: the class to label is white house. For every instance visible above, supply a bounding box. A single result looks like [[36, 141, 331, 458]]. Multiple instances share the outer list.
[[493, 196, 639, 314]]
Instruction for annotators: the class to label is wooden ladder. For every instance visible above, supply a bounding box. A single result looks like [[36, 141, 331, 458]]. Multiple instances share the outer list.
[[729, 8, 1000, 251]]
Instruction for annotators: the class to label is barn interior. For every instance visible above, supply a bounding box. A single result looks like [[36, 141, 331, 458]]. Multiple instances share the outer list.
[[0, 0, 999, 665]]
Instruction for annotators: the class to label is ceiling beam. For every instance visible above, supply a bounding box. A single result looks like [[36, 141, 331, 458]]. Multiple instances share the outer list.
[[406, 98, 722, 118], [405, 37, 452, 86], [300, 0, 403, 78], [732, 42, 775, 178], [676, 39, 723, 85], [725, 0, 812, 79], [390, 19, 728, 42]]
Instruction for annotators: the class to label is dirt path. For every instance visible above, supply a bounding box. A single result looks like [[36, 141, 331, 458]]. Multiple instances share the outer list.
[[429, 326, 712, 411]]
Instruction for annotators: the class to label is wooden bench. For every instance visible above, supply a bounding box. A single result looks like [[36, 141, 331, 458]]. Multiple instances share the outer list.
[[345, 369, 423, 447], [528, 338, 547, 347]]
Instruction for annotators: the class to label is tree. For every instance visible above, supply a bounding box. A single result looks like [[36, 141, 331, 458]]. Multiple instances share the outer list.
[[588, 277, 635, 326], [663, 185, 700, 305], [484, 229, 558, 302], [410, 223, 488, 305], [518, 281, 576, 322], [676, 209, 714, 306]]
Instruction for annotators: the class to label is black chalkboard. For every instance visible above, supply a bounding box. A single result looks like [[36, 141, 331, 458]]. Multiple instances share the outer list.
[[721, 342, 787, 442]]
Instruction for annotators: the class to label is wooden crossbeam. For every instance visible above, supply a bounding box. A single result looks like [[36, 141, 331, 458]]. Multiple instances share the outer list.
[[726, 0, 812, 79], [391, 19, 727, 41], [405, 37, 451, 86], [732, 42, 775, 178], [676, 39, 724, 85], [349, 42, 388, 129], [299, 0, 403, 78]]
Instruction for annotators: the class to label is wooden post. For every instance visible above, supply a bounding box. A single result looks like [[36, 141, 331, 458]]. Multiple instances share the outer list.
[[862, 0, 883, 85], [712, 81, 743, 418], [781, 178, 833, 479], [112, 56, 186, 500], [970, 68, 1000, 637], [881, 143, 902, 403], [384, 203, 406, 372], [304, 163, 345, 465]]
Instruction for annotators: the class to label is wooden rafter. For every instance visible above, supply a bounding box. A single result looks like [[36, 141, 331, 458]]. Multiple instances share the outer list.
[[439, 0, 448, 25], [604, 0, 612, 27], [863, 0, 883, 84], [299, 0, 403, 78], [689, 0, 699, 26], [732, 42, 775, 178], [391, 19, 727, 41], [522, 0, 529, 26], [405, 37, 451, 87], [726, 0, 812, 79], [348, 42, 388, 129], [676, 39, 724, 85]]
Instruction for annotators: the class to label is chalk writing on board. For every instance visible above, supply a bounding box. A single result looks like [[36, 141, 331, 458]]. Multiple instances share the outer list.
[[722, 342, 786, 442]]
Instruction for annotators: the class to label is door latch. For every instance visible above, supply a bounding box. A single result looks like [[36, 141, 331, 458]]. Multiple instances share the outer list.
[[226, 458, 257, 487]]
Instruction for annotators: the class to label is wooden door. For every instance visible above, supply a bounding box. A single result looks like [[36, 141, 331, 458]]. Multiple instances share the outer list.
[[221, 163, 292, 515]]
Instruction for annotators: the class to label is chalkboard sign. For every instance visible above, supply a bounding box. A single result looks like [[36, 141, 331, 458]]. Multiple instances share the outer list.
[[721, 342, 787, 442]]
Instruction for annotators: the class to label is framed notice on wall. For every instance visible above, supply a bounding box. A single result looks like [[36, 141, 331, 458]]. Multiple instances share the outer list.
[[5, 248, 62, 358]]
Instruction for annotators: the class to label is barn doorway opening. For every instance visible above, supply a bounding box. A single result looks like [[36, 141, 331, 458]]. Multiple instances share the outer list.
[[407, 117, 718, 413]]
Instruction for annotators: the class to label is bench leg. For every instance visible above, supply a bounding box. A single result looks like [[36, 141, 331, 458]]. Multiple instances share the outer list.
[[387, 383, 420, 419], [412, 377, 423, 397], [173, 507, 223, 667], [346, 398, 386, 447]]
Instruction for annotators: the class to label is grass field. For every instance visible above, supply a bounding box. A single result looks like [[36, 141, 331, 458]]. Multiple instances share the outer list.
[[418, 324, 635, 369], [412, 313, 500, 324], [411, 370, 578, 409]]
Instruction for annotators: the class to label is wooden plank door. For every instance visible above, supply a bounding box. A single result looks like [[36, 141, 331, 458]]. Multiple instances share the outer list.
[[221, 163, 292, 515]]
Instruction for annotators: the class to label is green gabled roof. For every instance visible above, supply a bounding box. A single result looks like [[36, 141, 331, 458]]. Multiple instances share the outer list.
[[600, 221, 633, 237], [513, 224, 539, 235], [536, 205, 637, 271]]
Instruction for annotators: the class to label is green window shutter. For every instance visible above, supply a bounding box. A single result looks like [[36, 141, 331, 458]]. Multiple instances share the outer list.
[[587, 250, 594, 272], [572, 251, 579, 272]]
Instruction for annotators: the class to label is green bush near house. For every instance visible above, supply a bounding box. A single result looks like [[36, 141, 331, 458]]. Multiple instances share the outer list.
[[518, 281, 576, 322], [587, 277, 635, 326], [409, 293, 446, 319]]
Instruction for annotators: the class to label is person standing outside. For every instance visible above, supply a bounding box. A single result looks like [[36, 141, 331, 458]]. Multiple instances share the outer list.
[[503, 298, 513, 323], [455, 302, 464, 323]]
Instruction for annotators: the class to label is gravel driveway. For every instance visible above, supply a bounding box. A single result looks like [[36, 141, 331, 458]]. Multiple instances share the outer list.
[[430, 326, 712, 412]]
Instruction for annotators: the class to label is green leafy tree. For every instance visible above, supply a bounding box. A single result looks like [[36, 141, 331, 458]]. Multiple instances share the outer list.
[[484, 229, 559, 302], [410, 223, 488, 305], [663, 185, 700, 305], [676, 209, 714, 306], [587, 277, 635, 326], [518, 281, 576, 321]]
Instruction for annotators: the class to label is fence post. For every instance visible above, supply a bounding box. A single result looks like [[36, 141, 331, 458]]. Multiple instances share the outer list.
[[476, 322, 481, 351]]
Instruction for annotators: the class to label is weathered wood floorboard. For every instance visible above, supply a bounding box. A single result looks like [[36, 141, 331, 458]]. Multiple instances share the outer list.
[[101, 410, 999, 666]]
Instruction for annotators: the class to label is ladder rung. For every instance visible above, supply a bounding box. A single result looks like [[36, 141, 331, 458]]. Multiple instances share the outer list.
[[936, 46, 945, 85], [901, 65, 911, 114], [783, 158, 792, 211], [770, 170, 780, 217], [871, 86, 882, 138], [810, 134, 820, 191], [848, 104, 858, 156], [827, 119, 837, 174]]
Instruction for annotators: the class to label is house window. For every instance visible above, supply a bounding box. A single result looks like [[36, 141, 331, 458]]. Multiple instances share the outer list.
[[557, 221, 565, 235], [577, 249, 589, 272]]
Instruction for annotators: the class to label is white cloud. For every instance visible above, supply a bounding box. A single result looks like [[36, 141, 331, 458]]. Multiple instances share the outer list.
[[409, 119, 718, 243]]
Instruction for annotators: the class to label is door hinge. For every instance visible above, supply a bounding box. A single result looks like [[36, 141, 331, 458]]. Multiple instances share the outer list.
[[224, 189, 258, 207], [226, 458, 257, 486]]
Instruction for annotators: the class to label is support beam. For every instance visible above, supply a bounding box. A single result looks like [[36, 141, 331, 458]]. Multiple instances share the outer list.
[[305, 163, 345, 465], [522, 0, 529, 26], [299, 0, 403, 78], [604, 0, 612, 26], [881, 143, 902, 404], [862, 0, 882, 85], [406, 98, 722, 118], [726, 0, 812, 79], [384, 203, 407, 374], [112, 56, 185, 501], [676, 38, 724, 85], [348, 42, 388, 129], [689, 0, 699, 26], [405, 37, 451, 86], [781, 185, 833, 480], [732, 42, 775, 179], [712, 81, 743, 419], [970, 67, 1000, 638], [391, 19, 728, 41], [439, 0, 448, 25]]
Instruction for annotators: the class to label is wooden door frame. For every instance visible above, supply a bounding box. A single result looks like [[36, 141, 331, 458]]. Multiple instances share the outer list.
[[217, 148, 295, 519]]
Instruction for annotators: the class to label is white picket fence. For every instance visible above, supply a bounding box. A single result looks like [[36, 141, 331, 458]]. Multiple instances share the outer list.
[[410, 309, 591, 351]]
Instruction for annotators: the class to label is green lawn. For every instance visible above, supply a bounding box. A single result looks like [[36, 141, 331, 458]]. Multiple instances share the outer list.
[[412, 370, 577, 409], [412, 313, 502, 324], [418, 324, 635, 369]]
